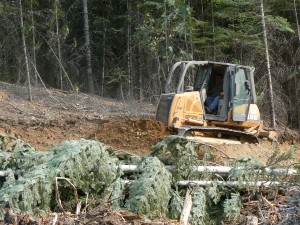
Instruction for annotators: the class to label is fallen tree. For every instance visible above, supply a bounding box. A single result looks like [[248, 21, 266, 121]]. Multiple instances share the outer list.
[[0, 134, 300, 224], [0, 138, 123, 214]]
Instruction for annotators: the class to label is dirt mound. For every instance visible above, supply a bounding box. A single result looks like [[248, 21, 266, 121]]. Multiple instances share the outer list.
[[0, 120, 98, 150], [93, 119, 168, 155], [0, 118, 168, 154]]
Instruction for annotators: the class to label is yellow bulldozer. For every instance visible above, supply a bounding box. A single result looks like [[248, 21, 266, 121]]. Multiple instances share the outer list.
[[156, 61, 276, 143]]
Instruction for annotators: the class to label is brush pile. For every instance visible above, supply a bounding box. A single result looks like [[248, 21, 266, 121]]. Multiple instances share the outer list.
[[0, 134, 299, 224]]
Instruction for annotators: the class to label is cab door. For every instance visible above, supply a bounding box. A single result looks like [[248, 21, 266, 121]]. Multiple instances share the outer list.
[[232, 67, 251, 121]]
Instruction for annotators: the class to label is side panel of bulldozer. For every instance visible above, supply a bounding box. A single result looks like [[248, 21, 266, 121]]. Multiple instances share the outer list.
[[159, 91, 264, 142], [163, 91, 262, 131], [156, 93, 175, 125], [156, 92, 205, 129]]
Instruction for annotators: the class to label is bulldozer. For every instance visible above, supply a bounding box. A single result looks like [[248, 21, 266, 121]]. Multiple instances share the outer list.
[[156, 61, 276, 143]]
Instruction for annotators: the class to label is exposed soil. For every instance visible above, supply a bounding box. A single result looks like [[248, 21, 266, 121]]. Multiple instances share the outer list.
[[0, 82, 166, 154], [210, 141, 299, 165], [93, 118, 167, 155], [1, 82, 300, 224], [0, 81, 299, 164]]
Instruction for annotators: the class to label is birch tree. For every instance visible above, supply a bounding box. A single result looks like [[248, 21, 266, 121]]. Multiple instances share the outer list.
[[55, 0, 63, 89], [127, 0, 132, 98], [260, 0, 276, 128], [101, 26, 106, 96], [19, 0, 32, 101], [30, 0, 38, 86]]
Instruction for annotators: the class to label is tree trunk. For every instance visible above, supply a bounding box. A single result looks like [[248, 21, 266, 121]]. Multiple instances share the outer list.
[[164, 2, 170, 72], [137, 7, 142, 102], [179, 189, 192, 225], [82, 0, 94, 94], [293, 0, 300, 45], [127, 0, 132, 99], [55, 0, 63, 89], [101, 27, 106, 96], [260, 0, 276, 128], [119, 81, 125, 102], [19, 0, 32, 101], [138, 46, 142, 102], [211, 0, 216, 61], [293, 0, 300, 129], [30, 0, 38, 86]]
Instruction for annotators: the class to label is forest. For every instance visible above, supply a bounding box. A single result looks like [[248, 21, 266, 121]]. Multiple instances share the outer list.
[[0, 0, 300, 129]]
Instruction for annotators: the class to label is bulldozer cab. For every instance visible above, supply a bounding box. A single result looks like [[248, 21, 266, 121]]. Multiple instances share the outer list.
[[163, 61, 256, 123]]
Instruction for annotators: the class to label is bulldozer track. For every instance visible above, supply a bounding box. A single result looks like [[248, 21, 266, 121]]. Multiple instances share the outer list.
[[177, 126, 259, 143]]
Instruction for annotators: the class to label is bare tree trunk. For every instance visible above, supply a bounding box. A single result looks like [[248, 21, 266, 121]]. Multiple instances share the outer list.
[[30, 0, 38, 86], [138, 46, 142, 102], [136, 7, 142, 102], [101, 27, 106, 96], [294, 0, 300, 45], [183, 2, 189, 58], [55, 0, 63, 89], [260, 0, 276, 128], [211, 0, 216, 61], [119, 81, 125, 102], [164, 2, 170, 72], [157, 53, 162, 93], [127, 0, 132, 99], [82, 0, 94, 94], [293, 0, 300, 129], [19, 0, 32, 101], [188, 0, 194, 60]]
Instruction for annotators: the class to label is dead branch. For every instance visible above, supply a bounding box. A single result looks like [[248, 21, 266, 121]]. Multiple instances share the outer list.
[[198, 142, 235, 159], [179, 188, 192, 225], [55, 177, 78, 212]]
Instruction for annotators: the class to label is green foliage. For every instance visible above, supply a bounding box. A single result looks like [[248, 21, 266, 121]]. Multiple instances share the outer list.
[[169, 190, 183, 220], [106, 67, 128, 85], [266, 15, 295, 33], [152, 136, 199, 180], [108, 177, 126, 209], [0, 169, 15, 190], [1, 134, 298, 223], [190, 187, 213, 225], [223, 192, 242, 222], [228, 157, 263, 189], [1, 0, 299, 127], [0, 139, 122, 214], [207, 181, 223, 204], [125, 157, 172, 217], [0, 134, 51, 171]]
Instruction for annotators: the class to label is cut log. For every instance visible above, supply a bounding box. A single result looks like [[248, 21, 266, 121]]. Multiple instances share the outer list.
[[176, 180, 289, 187], [1, 165, 297, 177], [179, 189, 192, 225], [120, 165, 297, 175]]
